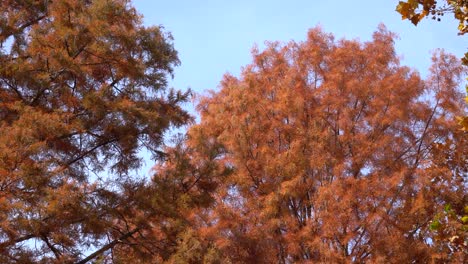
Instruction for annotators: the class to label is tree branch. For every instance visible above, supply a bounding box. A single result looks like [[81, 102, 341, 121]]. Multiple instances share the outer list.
[[42, 235, 61, 259], [0, 234, 36, 249], [75, 228, 140, 264], [62, 138, 119, 168], [0, 15, 47, 41]]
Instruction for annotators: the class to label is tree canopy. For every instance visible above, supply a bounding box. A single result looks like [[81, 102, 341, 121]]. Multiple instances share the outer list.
[[156, 25, 468, 263], [0, 0, 192, 263]]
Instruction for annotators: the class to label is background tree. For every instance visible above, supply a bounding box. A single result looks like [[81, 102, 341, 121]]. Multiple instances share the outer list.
[[168, 25, 468, 263], [0, 0, 192, 263]]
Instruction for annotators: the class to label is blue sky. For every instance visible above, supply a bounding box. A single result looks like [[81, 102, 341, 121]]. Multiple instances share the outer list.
[[132, 0, 466, 175], [133, 0, 466, 96]]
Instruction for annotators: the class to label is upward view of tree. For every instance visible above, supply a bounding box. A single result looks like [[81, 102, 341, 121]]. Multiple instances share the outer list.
[[1, 1, 467, 264], [158, 26, 467, 263], [0, 0, 194, 263]]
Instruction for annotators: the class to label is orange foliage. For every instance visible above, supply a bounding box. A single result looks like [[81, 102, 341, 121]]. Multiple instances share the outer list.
[[1, 0, 466, 262], [167, 25, 468, 263], [0, 0, 191, 262]]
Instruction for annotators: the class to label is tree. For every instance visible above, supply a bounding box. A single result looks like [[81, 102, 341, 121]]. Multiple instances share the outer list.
[[0, 0, 192, 263], [167, 25, 468, 262]]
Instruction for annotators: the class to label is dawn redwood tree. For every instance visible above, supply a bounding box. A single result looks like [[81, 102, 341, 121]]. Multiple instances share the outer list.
[[0, 0, 192, 263], [163, 25, 468, 263]]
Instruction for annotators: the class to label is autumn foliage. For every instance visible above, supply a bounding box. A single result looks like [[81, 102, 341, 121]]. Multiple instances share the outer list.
[[396, 0, 467, 35], [395, 1, 468, 131], [0, 0, 192, 263], [153, 26, 468, 263], [1, 0, 467, 263]]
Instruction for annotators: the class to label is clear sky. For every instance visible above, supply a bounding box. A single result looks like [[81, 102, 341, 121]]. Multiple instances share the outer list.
[[132, 0, 466, 175], [133, 0, 466, 95]]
